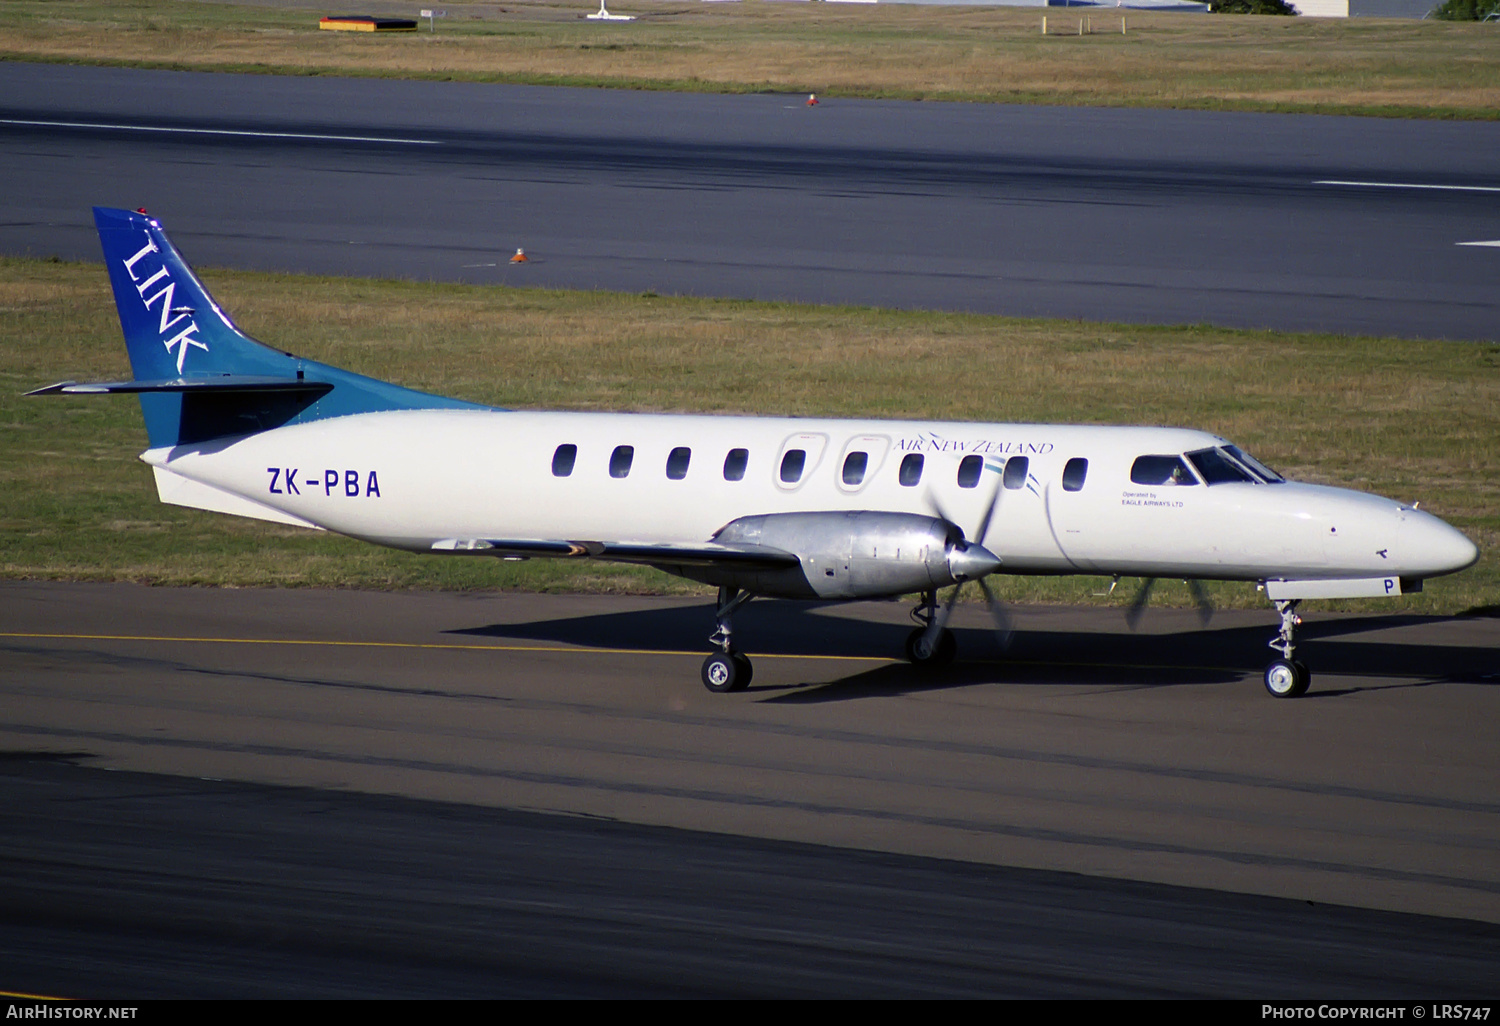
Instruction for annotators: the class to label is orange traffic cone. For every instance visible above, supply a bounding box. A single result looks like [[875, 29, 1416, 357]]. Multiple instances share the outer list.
[[509, 248, 528, 263], [806, 94, 818, 107]]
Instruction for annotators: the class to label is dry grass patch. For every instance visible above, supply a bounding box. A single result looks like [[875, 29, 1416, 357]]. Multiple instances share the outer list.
[[1, 0, 1498, 117]]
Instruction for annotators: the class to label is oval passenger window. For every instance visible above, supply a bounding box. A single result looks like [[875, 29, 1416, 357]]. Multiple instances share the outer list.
[[957, 454, 983, 489], [842, 451, 868, 486], [609, 445, 634, 479], [780, 449, 806, 484], [899, 453, 924, 487], [1062, 457, 1088, 492]]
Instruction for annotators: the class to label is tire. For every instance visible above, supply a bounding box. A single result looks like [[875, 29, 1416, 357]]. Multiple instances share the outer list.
[[1264, 658, 1309, 698], [1293, 659, 1311, 694], [905, 627, 957, 667], [702, 652, 751, 693]]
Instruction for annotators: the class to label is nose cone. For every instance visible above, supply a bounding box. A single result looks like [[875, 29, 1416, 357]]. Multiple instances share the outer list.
[[1407, 511, 1480, 577], [948, 540, 1002, 582]]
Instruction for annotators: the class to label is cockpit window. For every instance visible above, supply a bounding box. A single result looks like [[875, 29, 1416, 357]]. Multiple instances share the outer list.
[[1183, 446, 1284, 485], [1186, 447, 1256, 485], [1130, 455, 1198, 486], [1224, 444, 1284, 483]]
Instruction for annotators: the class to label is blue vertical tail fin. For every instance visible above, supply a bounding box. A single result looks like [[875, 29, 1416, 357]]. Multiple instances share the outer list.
[[96, 206, 289, 383], [27, 208, 488, 448]]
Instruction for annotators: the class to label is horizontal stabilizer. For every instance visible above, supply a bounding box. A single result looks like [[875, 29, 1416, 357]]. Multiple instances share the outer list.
[[28, 377, 334, 397], [432, 537, 800, 569]]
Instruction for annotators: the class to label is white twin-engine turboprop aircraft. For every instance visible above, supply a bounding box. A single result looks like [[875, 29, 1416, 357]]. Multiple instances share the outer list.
[[32, 208, 1479, 697]]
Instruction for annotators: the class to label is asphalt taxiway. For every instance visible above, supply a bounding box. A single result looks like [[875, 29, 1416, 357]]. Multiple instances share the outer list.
[[2, 582, 1496, 996], [2, 62, 1498, 339]]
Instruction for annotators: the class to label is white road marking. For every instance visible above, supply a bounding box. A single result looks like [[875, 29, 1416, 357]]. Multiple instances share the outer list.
[[1457, 240, 1500, 248], [1314, 179, 1500, 194], [0, 118, 439, 146]]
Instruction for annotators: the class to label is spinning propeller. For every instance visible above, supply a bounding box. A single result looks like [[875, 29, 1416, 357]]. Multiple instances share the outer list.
[[917, 472, 1012, 658], [1123, 576, 1214, 630]]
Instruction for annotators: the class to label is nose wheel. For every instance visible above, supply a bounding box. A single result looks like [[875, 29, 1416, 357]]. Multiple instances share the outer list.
[[1263, 599, 1311, 698], [1263, 657, 1310, 698]]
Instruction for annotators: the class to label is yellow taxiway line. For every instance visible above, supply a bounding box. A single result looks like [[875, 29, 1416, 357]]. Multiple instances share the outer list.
[[0, 631, 1241, 675]]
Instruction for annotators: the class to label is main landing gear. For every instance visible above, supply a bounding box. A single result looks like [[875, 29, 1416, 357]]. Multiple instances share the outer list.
[[905, 590, 957, 667], [1264, 598, 1311, 698], [701, 586, 754, 693]]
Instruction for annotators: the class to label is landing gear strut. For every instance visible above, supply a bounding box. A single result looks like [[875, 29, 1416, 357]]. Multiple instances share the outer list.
[[906, 590, 956, 667], [1263, 598, 1311, 698], [701, 586, 754, 693]]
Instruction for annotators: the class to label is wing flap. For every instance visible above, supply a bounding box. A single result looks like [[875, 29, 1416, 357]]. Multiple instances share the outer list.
[[431, 537, 799, 569]]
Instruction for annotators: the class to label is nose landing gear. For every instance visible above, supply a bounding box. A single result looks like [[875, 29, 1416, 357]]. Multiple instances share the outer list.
[[1264, 599, 1310, 698]]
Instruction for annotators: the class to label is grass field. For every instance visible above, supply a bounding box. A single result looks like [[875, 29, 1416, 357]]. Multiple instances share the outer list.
[[2, 0, 1498, 118], [2, 256, 1495, 615]]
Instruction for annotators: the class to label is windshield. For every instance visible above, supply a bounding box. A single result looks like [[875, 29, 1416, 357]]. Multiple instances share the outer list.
[[1185, 446, 1285, 485], [1223, 444, 1284, 483]]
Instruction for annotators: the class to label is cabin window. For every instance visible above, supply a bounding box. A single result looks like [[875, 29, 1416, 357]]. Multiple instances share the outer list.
[[1003, 456, 1029, 490], [551, 444, 577, 478], [723, 448, 749, 482], [609, 445, 634, 479], [1130, 455, 1197, 486], [780, 449, 806, 484], [899, 453, 924, 487], [957, 454, 983, 489], [1187, 447, 1255, 486], [666, 446, 691, 480], [842, 451, 868, 486], [1062, 457, 1088, 492]]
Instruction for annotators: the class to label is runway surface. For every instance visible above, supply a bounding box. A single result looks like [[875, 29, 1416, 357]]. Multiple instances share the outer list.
[[3, 582, 1497, 996], [2, 63, 1498, 340]]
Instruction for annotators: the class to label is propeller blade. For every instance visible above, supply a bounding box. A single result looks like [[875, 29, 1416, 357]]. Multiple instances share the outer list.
[[1124, 577, 1156, 631], [977, 577, 1013, 651], [1187, 579, 1214, 627], [972, 474, 1005, 547], [935, 582, 963, 633], [924, 489, 956, 533]]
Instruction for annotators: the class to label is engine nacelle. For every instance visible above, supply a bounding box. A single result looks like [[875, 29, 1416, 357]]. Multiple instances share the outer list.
[[685, 511, 1000, 600]]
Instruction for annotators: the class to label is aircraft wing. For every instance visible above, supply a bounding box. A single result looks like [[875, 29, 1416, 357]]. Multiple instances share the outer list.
[[430, 537, 800, 570]]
